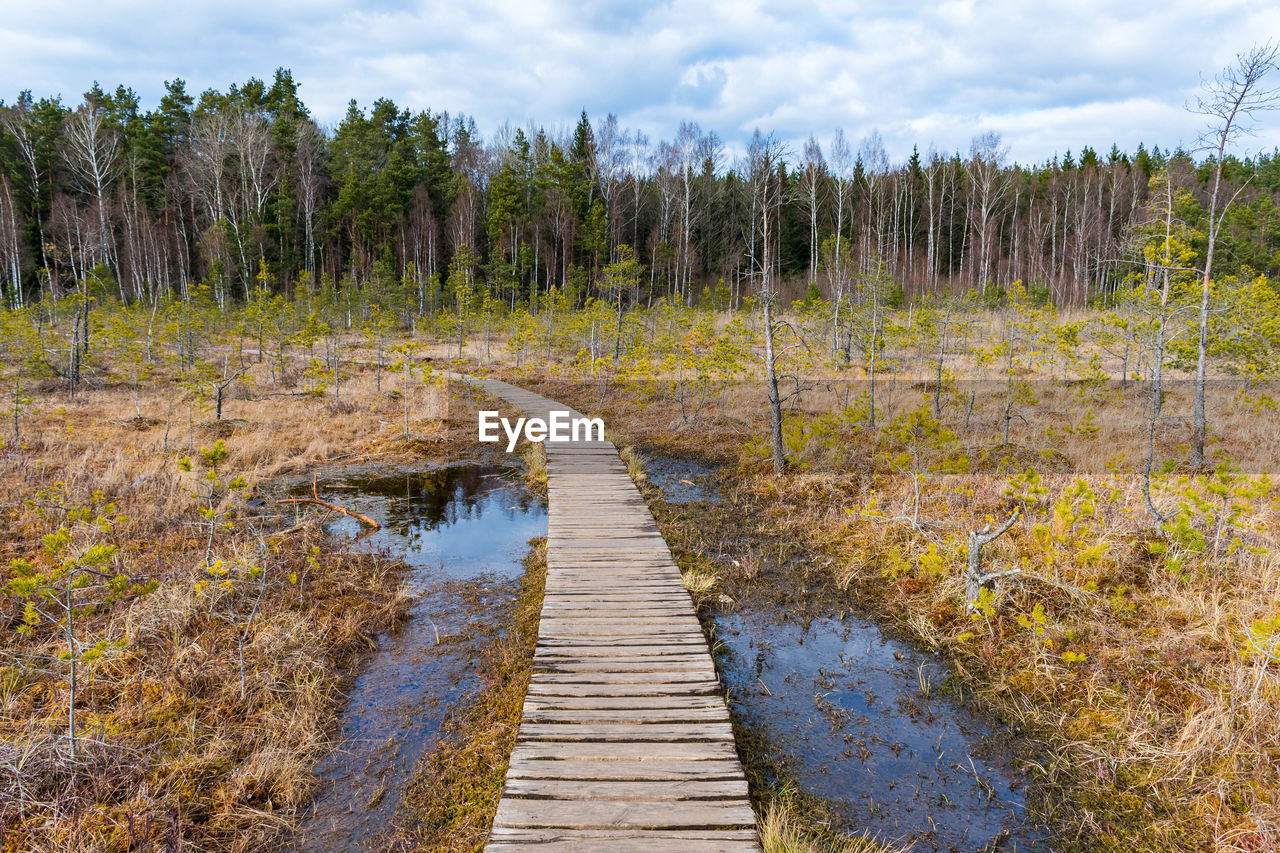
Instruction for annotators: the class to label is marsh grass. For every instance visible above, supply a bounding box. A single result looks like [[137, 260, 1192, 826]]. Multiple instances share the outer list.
[[0, 359, 486, 851], [759, 797, 914, 853], [6, 320, 1278, 851], [519, 440, 547, 494], [517, 363, 1280, 852]]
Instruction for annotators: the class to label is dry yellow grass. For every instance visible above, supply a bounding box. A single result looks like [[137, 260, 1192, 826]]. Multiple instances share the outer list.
[[0, 356, 484, 852], [5, 308, 1276, 851], [503, 327, 1280, 852], [759, 798, 914, 853]]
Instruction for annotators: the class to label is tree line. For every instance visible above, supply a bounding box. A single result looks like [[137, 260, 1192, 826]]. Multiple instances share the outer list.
[[2, 67, 1279, 314]]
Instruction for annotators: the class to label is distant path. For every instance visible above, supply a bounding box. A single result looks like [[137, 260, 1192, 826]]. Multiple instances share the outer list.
[[450, 375, 759, 852]]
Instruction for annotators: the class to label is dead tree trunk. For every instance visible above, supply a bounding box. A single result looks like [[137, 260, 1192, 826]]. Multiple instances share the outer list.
[[965, 508, 1021, 612]]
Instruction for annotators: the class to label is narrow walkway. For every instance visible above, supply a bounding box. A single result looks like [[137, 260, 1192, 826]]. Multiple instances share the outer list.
[[458, 377, 759, 852]]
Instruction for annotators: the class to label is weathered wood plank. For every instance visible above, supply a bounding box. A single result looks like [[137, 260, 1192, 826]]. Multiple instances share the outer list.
[[534, 662, 717, 676], [492, 798, 757, 830], [534, 648, 711, 660], [504, 758, 747, 781], [538, 603, 690, 609], [517, 722, 735, 742], [523, 707, 730, 724], [526, 682, 723, 697], [510, 741, 741, 761], [536, 616, 702, 626], [535, 625, 706, 638], [536, 635, 708, 646], [490, 829, 758, 839], [530, 672, 720, 685], [488, 829, 757, 853], [534, 654, 712, 665], [500, 778, 749, 800], [463, 377, 758, 852], [523, 695, 725, 711]]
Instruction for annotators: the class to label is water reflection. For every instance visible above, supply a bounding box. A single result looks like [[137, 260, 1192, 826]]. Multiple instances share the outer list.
[[716, 610, 1052, 851], [289, 464, 546, 852]]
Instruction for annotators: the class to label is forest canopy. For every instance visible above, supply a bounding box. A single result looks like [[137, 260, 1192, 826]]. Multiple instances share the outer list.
[[2, 67, 1279, 312]]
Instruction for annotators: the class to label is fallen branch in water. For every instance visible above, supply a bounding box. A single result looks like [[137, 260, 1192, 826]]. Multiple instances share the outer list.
[[276, 475, 381, 530]]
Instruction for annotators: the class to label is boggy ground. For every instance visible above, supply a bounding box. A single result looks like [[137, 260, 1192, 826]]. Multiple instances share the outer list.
[[285, 461, 547, 852], [388, 539, 547, 853], [0, 360, 498, 852], [514, 372, 1280, 853], [624, 447, 1041, 853]]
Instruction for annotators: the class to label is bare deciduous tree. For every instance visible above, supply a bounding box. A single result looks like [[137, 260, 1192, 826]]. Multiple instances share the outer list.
[[828, 129, 854, 360], [0, 174, 22, 308], [747, 130, 789, 474], [798, 135, 825, 284], [62, 96, 121, 298], [295, 121, 326, 279], [1189, 41, 1280, 469], [968, 131, 1010, 295], [1, 99, 51, 285], [859, 130, 890, 268]]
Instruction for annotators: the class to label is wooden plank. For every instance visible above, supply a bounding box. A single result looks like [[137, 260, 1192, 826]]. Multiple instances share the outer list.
[[488, 838, 758, 853], [510, 741, 741, 761], [488, 829, 757, 853], [526, 683, 723, 698], [534, 641, 710, 651], [524, 708, 729, 724], [539, 606, 692, 612], [501, 778, 749, 800], [531, 673, 719, 686], [505, 758, 747, 781], [539, 599, 695, 608], [536, 616, 702, 626], [534, 653, 712, 664], [541, 590, 692, 598], [535, 626, 706, 638], [533, 659, 714, 670], [536, 635, 708, 646], [464, 377, 758, 852], [492, 798, 757, 830], [535, 647, 711, 659], [518, 722, 735, 741], [524, 695, 725, 711], [489, 829, 757, 841]]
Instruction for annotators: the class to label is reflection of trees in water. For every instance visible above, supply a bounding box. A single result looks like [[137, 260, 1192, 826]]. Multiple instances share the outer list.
[[337, 465, 538, 537]]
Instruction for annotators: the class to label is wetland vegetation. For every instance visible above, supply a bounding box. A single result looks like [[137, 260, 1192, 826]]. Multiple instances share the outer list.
[[3, 45, 1280, 852]]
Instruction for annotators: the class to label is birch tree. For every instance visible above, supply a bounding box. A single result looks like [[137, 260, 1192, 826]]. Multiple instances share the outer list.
[[828, 129, 854, 360], [968, 131, 1010, 295], [62, 94, 122, 298], [798, 135, 825, 285], [1188, 42, 1279, 469], [1, 94, 59, 293], [747, 131, 789, 474]]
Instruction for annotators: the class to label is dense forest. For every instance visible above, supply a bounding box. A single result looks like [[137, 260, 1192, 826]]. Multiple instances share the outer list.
[[2, 67, 1279, 313]]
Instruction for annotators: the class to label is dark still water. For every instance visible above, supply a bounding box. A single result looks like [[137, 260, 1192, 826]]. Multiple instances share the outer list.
[[289, 464, 546, 852]]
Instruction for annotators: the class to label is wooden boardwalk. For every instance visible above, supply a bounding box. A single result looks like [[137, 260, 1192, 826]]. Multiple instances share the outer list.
[[460, 378, 759, 852]]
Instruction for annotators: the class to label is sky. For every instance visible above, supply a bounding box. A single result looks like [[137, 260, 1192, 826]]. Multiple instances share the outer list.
[[2, 0, 1279, 167]]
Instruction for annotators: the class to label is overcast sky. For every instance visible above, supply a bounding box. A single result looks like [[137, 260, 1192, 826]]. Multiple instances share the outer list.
[[3, 0, 1279, 166]]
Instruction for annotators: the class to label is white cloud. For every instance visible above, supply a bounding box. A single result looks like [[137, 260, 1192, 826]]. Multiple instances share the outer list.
[[2, 0, 1278, 166]]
